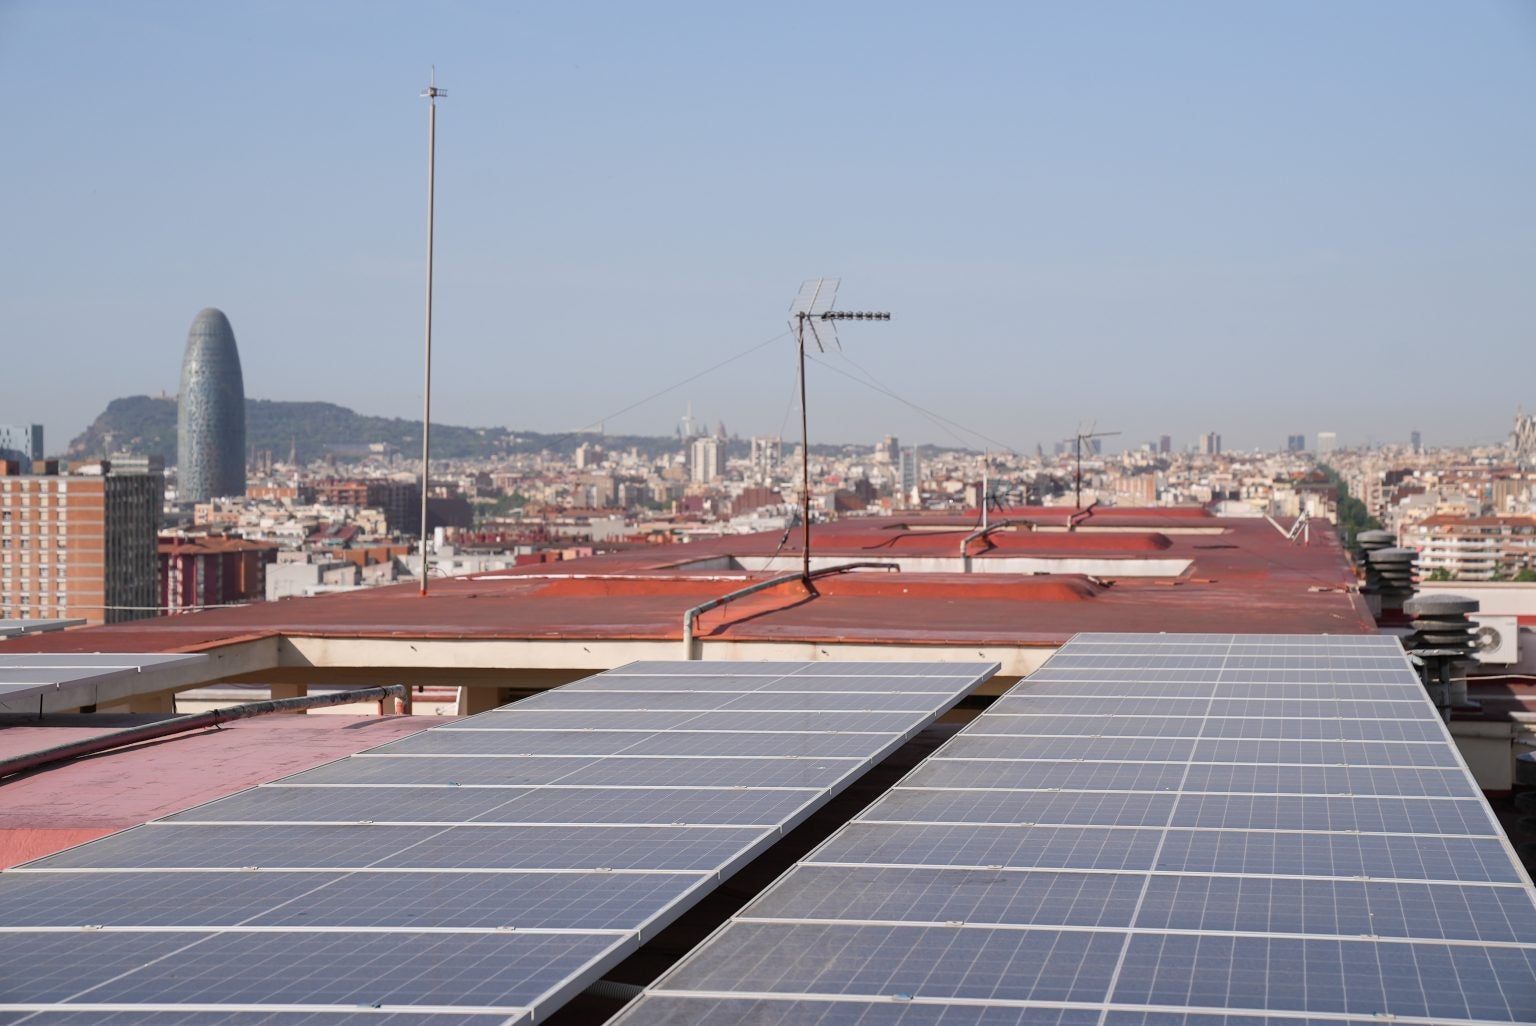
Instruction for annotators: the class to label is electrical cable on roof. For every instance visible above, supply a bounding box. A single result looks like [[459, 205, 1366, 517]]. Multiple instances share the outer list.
[[776, 357, 801, 444], [549, 330, 790, 445], [807, 351, 1022, 456], [837, 349, 1023, 455], [51, 602, 254, 612], [760, 359, 809, 569]]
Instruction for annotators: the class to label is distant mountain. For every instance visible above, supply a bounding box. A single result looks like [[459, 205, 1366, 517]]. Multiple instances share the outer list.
[[68, 396, 869, 466]]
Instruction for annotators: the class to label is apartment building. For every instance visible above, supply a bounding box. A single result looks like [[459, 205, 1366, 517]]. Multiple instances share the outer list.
[[1406, 514, 1536, 580], [0, 461, 163, 625]]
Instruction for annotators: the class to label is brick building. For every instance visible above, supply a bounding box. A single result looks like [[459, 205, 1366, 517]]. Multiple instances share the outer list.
[[1, 460, 162, 625]]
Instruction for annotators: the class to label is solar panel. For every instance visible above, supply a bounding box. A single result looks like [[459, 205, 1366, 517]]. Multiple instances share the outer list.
[[0, 659, 994, 1023], [614, 634, 1536, 1025], [0, 652, 208, 715]]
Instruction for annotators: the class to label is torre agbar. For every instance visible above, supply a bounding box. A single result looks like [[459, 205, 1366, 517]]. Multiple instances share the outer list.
[[176, 307, 246, 503]]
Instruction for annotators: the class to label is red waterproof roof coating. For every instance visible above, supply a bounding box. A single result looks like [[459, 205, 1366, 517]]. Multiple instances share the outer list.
[[0, 714, 433, 867], [1, 509, 1374, 655]]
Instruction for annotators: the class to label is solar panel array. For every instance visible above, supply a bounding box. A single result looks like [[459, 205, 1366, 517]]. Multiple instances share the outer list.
[[615, 634, 1536, 1025], [0, 652, 207, 715], [0, 618, 85, 640], [0, 659, 994, 1025]]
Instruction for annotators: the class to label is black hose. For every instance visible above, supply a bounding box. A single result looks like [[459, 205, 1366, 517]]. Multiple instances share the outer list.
[[0, 685, 409, 781]]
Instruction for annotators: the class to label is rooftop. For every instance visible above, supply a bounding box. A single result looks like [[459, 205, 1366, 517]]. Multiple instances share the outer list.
[[2, 509, 1372, 664]]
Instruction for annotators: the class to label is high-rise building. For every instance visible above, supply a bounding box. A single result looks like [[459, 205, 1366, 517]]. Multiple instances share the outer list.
[[749, 436, 781, 483], [1410, 430, 1422, 453], [878, 435, 900, 463], [366, 480, 423, 537], [1157, 435, 1172, 455], [1512, 412, 1536, 467], [1198, 432, 1222, 456], [1, 461, 163, 625], [898, 447, 920, 506], [1287, 434, 1307, 452], [177, 308, 246, 504], [0, 424, 43, 471], [690, 435, 722, 484], [1317, 431, 1338, 455]]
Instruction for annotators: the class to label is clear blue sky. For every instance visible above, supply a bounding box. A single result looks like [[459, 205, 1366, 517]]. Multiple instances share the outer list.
[[2, 1, 1532, 454]]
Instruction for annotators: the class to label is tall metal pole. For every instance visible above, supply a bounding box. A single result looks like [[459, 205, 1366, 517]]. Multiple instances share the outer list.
[[798, 314, 812, 585], [1074, 436, 1082, 510], [784, 281, 889, 586], [419, 73, 444, 596]]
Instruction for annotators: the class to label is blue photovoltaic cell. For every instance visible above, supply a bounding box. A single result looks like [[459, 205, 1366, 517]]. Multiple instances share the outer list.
[[1187, 737, 1461, 768], [282, 755, 859, 788], [910, 758, 1187, 792], [1113, 934, 1536, 1021], [504, 689, 940, 713], [0, 1013, 507, 1026], [608, 1001, 1105, 1026], [429, 708, 921, 734], [612, 634, 1536, 1026], [1133, 874, 1536, 944], [744, 864, 1146, 928], [1169, 793, 1498, 834], [859, 788, 1180, 827], [326, 729, 888, 759], [159, 785, 539, 823], [812, 823, 1165, 871], [0, 868, 707, 932], [658, 922, 1125, 1002], [160, 785, 820, 829], [942, 734, 1198, 762], [42, 930, 617, 1009], [1153, 828, 1521, 882], [0, 659, 996, 1024]]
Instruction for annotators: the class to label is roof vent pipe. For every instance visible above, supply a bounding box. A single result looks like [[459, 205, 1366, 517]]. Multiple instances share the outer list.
[[1355, 530, 1395, 620], [1402, 593, 1480, 720], [1366, 545, 1417, 621]]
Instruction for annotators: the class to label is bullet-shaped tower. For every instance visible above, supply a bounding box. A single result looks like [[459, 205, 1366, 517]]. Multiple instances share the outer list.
[[177, 308, 246, 503]]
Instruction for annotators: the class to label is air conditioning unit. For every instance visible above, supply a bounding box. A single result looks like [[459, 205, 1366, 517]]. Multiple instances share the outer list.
[[1470, 613, 1519, 665]]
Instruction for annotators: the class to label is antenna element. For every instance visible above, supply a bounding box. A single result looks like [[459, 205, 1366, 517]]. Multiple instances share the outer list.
[[788, 279, 892, 585]]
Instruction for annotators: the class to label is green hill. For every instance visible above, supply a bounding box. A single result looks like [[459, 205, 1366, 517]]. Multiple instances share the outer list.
[[68, 396, 827, 465]]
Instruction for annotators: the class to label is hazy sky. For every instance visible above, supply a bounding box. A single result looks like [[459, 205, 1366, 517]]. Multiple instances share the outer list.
[[2, 1, 1532, 454]]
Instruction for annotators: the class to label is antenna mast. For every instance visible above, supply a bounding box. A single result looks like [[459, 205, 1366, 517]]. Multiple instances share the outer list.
[[1071, 424, 1121, 510], [419, 69, 446, 596], [788, 279, 891, 586]]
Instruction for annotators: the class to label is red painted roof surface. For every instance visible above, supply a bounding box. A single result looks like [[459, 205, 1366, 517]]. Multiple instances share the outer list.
[[0, 510, 1374, 654], [0, 713, 436, 867]]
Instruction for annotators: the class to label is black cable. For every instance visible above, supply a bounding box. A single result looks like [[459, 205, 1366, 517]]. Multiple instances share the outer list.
[[542, 331, 790, 448], [808, 351, 1023, 456]]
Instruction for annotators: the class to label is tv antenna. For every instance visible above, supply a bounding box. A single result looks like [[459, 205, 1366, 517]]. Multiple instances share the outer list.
[[789, 278, 890, 585], [1070, 424, 1120, 510], [418, 67, 446, 596], [979, 451, 1006, 528]]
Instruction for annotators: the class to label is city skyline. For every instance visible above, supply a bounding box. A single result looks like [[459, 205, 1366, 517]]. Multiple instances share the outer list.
[[3, 3, 1533, 452], [43, 383, 1519, 460]]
